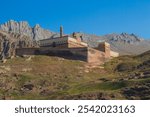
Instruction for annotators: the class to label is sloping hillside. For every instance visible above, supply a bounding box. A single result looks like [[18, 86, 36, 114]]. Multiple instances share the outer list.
[[0, 50, 149, 100], [104, 50, 150, 99]]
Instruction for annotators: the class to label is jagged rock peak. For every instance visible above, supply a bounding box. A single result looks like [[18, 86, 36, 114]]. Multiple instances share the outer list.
[[0, 30, 39, 60], [104, 33, 143, 43], [0, 20, 54, 40], [34, 24, 40, 28]]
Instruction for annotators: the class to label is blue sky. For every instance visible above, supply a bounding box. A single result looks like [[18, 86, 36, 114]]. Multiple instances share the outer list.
[[0, 0, 150, 39]]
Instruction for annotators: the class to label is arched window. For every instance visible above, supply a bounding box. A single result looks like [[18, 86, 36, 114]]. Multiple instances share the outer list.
[[52, 42, 56, 47]]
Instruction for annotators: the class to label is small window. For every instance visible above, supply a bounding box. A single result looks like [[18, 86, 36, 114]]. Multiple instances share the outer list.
[[52, 42, 56, 47]]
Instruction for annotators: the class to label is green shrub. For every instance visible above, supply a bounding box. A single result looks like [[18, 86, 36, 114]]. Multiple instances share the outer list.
[[115, 62, 137, 72]]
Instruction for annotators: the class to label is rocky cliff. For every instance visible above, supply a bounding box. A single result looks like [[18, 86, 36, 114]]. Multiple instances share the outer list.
[[0, 20, 54, 40], [0, 30, 38, 60], [0, 20, 58, 60]]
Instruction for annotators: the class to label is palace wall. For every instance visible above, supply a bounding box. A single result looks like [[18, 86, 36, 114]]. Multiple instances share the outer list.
[[16, 47, 88, 61], [15, 37, 118, 64], [87, 48, 105, 64], [16, 46, 108, 64]]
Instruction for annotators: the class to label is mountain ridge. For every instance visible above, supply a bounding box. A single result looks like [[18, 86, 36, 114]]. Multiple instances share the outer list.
[[0, 20, 150, 55], [0, 20, 55, 40], [80, 33, 150, 55]]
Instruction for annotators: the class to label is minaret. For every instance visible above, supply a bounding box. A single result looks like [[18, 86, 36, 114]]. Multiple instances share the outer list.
[[60, 25, 63, 37]]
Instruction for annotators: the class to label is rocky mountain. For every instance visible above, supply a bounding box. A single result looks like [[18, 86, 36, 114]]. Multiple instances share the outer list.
[[0, 30, 38, 60], [0, 20, 55, 40], [81, 33, 150, 55], [0, 20, 150, 55], [0, 20, 59, 60]]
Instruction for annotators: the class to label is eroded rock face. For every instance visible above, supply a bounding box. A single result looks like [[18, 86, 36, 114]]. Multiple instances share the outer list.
[[0, 30, 38, 60], [0, 20, 54, 40], [0, 20, 57, 60], [32, 24, 54, 40]]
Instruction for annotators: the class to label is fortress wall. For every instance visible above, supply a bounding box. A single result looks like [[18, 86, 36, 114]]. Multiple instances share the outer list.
[[110, 51, 119, 57], [16, 47, 107, 64], [68, 37, 88, 47], [39, 36, 88, 49], [39, 43, 68, 49], [16, 47, 88, 61], [39, 36, 68, 47], [16, 48, 40, 56], [69, 47, 88, 61], [97, 42, 111, 59], [68, 40, 87, 48], [87, 47, 105, 64]]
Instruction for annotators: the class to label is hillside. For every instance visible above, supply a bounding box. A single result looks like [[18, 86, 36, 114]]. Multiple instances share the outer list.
[[0, 20, 150, 100], [104, 50, 150, 99], [0, 50, 150, 100]]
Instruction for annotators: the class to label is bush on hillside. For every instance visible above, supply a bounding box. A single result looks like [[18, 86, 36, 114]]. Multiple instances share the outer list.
[[115, 62, 137, 72]]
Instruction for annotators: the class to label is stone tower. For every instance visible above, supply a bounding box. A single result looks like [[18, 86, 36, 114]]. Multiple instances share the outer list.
[[60, 26, 63, 37], [98, 42, 111, 59]]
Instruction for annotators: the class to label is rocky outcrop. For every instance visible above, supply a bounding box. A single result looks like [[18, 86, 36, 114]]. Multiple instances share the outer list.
[[0, 20, 54, 40], [0, 30, 38, 60], [122, 82, 150, 100], [104, 33, 143, 43]]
